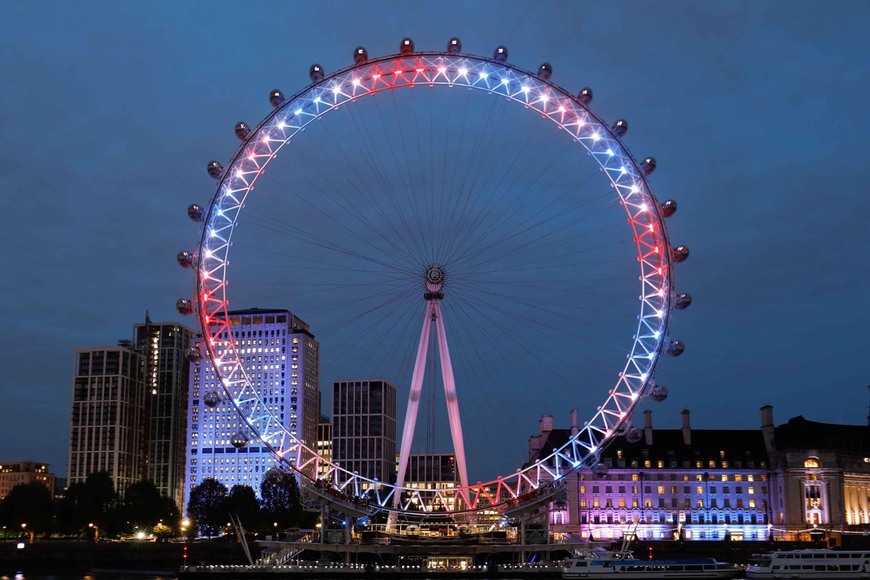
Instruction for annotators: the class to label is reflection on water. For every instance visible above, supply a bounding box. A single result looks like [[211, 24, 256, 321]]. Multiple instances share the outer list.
[[1, 575, 175, 580]]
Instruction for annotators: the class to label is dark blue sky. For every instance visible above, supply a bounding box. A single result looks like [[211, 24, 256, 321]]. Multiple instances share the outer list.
[[1, 1, 868, 480]]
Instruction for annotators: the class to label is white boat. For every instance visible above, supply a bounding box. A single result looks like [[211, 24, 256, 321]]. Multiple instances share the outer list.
[[745, 549, 870, 579], [561, 549, 739, 579]]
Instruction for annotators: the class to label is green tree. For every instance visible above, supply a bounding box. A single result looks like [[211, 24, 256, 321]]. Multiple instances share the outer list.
[[122, 479, 179, 536], [187, 478, 228, 537], [227, 484, 260, 529], [259, 469, 302, 530], [0, 482, 53, 537]]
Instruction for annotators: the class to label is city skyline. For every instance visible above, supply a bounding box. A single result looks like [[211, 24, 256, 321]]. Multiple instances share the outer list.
[[1, 2, 868, 480]]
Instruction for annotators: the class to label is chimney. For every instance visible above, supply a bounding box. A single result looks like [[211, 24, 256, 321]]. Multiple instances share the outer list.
[[540, 414, 554, 435], [570, 409, 579, 436], [681, 409, 692, 446], [760, 405, 775, 454], [643, 409, 653, 446]]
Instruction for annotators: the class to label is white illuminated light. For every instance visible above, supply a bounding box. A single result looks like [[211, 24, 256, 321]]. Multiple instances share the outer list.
[[313, 97, 322, 104], [261, 136, 269, 144], [592, 132, 601, 141], [438, 66, 446, 74], [606, 148, 614, 156], [352, 78, 361, 86], [521, 85, 530, 93], [209, 229, 217, 238], [640, 203, 649, 212], [540, 94, 549, 103], [277, 121, 286, 129], [620, 166, 627, 174], [631, 184, 640, 193], [295, 108, 303, 116], [458, 67, 468, 76], [501, 78, 509, 85], [479, 72, 488, 79], [653, 330, 661, 339], [558, 106, 566, 113], [332, 86, 341, 95], [656, 310, 664, 318]]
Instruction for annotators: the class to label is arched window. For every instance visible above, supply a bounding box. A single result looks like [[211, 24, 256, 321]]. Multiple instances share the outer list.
[[804, 457, 820, 468]]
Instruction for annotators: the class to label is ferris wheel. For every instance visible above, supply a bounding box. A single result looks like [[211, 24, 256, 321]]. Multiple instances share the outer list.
[[177, 38, 691, 516]]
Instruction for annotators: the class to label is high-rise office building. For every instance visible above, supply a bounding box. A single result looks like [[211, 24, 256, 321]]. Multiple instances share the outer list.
[[183, 308, 319, 506], [68, 346, 142, 492], [317, 418, 333, 480], [133, 318, 196, 509], [332, 379, 397, 485], [404, 453, 459, 511]]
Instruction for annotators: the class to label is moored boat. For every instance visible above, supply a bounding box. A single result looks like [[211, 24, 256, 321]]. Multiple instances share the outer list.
[[561, 549, 739, 579], [745, 548, 870, 579]]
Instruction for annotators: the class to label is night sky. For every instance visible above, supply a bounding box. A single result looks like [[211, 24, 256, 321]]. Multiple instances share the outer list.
[[1, 1, 868, 482]]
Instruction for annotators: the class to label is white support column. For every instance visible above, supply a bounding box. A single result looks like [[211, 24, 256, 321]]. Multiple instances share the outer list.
[[433, 301, 470, 500], [393, 302, 435, 507]]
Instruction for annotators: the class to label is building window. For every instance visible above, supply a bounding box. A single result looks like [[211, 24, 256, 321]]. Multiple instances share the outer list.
[[804, 457, 820, 468]]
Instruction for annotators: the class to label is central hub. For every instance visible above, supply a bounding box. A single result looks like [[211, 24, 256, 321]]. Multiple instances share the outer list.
[[424, 265, 445, 301]]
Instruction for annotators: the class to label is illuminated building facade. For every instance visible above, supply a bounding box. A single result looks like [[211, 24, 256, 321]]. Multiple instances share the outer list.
[[183, 308, 319, 506], [133, 319, 195, 509], [332, 379, 396, 485], [68, 346, 143, 492], [763, 406, 870, 540], [0, 462, 56, 500], [317, 418, 332, 480], [530, 409, 771, 542], [403, 453, 459, 512]]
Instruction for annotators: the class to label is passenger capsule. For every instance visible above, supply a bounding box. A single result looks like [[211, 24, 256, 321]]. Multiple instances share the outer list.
[[493, 46, 508, 62], [400, 37, 414, 54], [577, 87, 593, 106], [592, 463, 608, 477], [177, 251, 195, 269], [447, 37, 462, 53], [309, 64, 324, 83], [207, 160, 223, 180], [674, 293, 693, 310], [231, 431, 248, 449], [641, 157, 657, 175], [650, 385, 669, 402], [625, 427, 642, 444], [660, 199, 678, 217], [353, 46, 368, 65], [671, 245, 690, 263], [187, 204, 205, 222], [176, 299, 193, 316], [269, 89, 285, 108], [667, 340, 685, 357], [203, 391, 220, 408], [184, 346, 202, 364], [234, 122, 251, 141], [537, 63, 553, 81], [612, 119, 628, 138]]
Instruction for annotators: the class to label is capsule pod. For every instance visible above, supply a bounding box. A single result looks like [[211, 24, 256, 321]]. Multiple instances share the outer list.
[[231, 431, 248, 449], [353, 46, 368, 65], [176, 299, 193, 316], [537, 63, 553, 81], [447, 37, 462, 53], [660, 199, 678, 217], [187, 204, 205, 222], [674, 293, 693, 310], [177, 251, 196, 269], [269, 89, 285, 108], [625, 427, 642, 444], [400, 37, 414, 54], [650, 384, 669, 402], [641, 156, 657, 175], [493, 45, 508, 62], [234, 122, 250, 141], [577, 87, 593, 106], [206, 160, 223, 180], [203, 391, 221, 408], [667, 340, 685, 357], [612, 119, 628, 138], [184, 346, 202, 364], [592, 462, 608, 477], [309, 64, 324, 83], [671, 245, 690, 263]]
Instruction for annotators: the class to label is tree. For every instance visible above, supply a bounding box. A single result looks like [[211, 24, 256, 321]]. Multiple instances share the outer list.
[[54, 472, 119, 537], [187, 478, 228, 537], [227, 484, 260, 529], [0, 482, 53, 537], [122, 479, 179, 536], [259, 469, 302, 530]]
